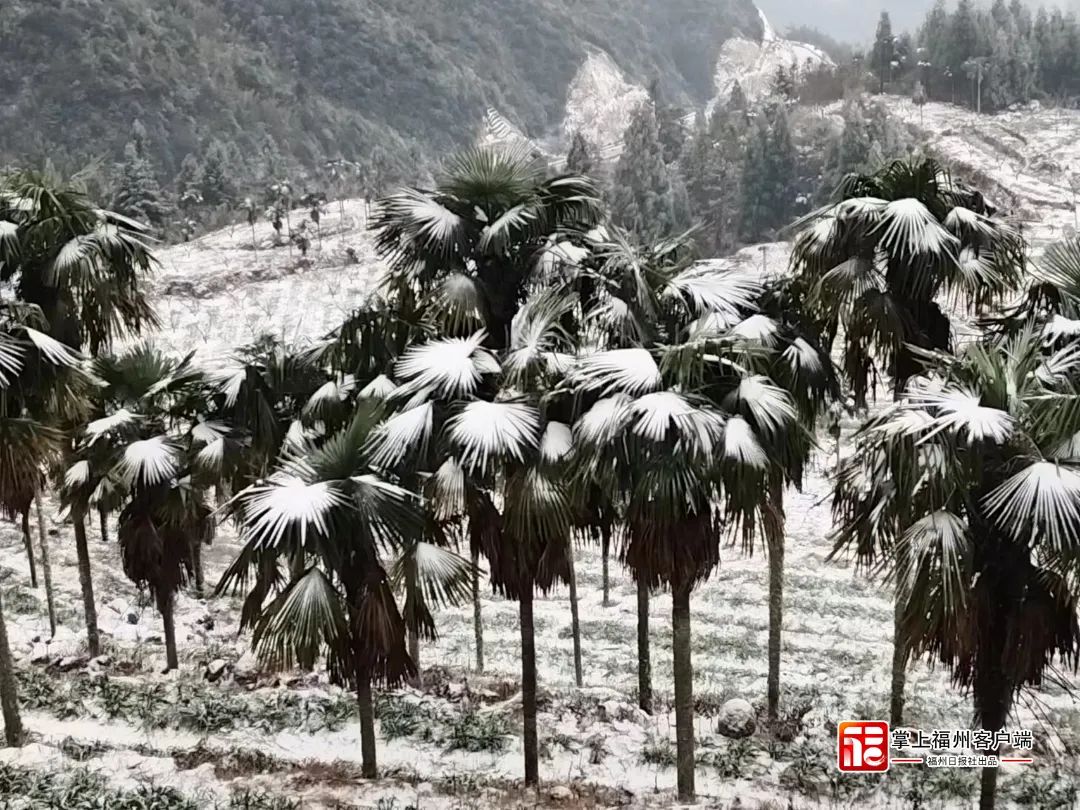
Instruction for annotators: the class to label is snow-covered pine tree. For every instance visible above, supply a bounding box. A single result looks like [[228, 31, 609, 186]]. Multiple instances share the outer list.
[[566, 131, 596, 177], [611, 102, 680, 240], [111, 120, 171, 229]]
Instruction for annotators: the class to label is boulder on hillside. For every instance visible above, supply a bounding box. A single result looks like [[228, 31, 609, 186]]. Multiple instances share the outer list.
[[716, 698, 756, 739]]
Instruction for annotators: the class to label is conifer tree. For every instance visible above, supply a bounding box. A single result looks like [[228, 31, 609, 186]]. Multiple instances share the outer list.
[[566, 131, 596, 177], [199, 140, 235, 208], [111, 121, 170, 229], [870, 13, 895, 93], [611, 102, 680, 240]]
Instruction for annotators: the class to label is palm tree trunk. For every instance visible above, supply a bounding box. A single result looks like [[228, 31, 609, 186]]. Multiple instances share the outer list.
[[406, 558, 422, 688], [191, 538, 204, 598], [519, 586, 539, 786], [601, 524, 611, 608], [637, 577, 652, 715], [890, 596, 906, 727], [980, 766, 999, 810], [766, 479, 785, 724], [250, 223, 258, 255], [33, 494, 56, 638], [20, 511, 37, 589], [567, 540, 583, 688], [98, 506, 109, 544], [672, 583, 695, 803], [0, 587, 24, 747], [357, 665, 377, 778], [72, 515, 100, 658], [471, 545, 484, 674], [159, 591, 179, 671]]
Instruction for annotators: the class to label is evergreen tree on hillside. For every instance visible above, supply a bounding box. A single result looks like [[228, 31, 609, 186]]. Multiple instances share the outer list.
[[870, 12, 895, 93], [199, 140, 235, 208], [649, 79, 687, 165], [111, 121, 170, 229], [823, 100, 872, 198], [949, 0, 980, 72], [683, 117, 739, 255], [566, 131, 596, 177], [611, 103, 680, 240], [740, 105, 797, 243]]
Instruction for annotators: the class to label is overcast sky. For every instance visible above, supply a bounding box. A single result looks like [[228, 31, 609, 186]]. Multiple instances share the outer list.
[[757, 0, 1077, 46]]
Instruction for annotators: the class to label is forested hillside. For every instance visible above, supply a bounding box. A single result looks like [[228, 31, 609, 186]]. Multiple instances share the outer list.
[[0, 0, 762, 186]]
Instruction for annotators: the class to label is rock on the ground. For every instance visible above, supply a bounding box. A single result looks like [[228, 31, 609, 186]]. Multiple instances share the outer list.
[[233, 651, 259, 685], [204, 659, 229, 683], [548, 785, 574, 802], [716, 698, 757, 739], [55, 655, 87, 672]]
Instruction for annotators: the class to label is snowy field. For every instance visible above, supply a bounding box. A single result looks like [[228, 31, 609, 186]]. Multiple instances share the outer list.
[[5, 115, 1080, 806]]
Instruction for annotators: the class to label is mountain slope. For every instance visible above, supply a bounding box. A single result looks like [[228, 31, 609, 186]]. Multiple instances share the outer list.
[[0, 0, 763, 184]]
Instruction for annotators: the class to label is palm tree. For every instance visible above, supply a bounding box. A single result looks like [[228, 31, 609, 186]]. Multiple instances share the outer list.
[[66, 346, 212, 670], [791, 157, 1023, 407], [1, 171, 159, 658], [370, 144, 602, 351], [570, 230, 800, 801], [0, 306, 89, 746], [791, 158, 1024, 726], [833, 328, 1080, 810], [0, 171, 158, 353], [218, 409, 423, 778], [753, 277, 837, 723]]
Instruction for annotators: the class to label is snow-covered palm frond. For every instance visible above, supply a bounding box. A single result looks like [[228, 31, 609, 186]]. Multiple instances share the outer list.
[[575, 394, 634, 447], [629, 392, 695, 442], [434, 274, 486, 332], [283, 419, 312, 455], [429, 457, 467, 521], [195, 437, 227, 471], [116, 436, 180, 488], [447, 401, 540, 473], [686, 310, 743, 340], [836, 196, 888, 222], [813, 257, 885, 308], [667, 263, 761, 320], [729, 314, 779, 346], [0, 334, 25, 387], [49, 234, 96, 283], [23, 328, 81, 367], [540, 421, 573, 463], [1044, 315, 1080, 344], [983, 461, 1080, 551], [366, 402, 435, 469], [505, 290, 573, 385], [944, 206, 1000, 242], [722, 415, 769, 469], [395, 332, 498, 399], [252, 567, 347, 673], [950, 247, 998, 290], [801, 215, 837, 252], [478, 203, 535, 253], [896, 510, 971, 610], [190, 420, 228, 446], [725, 376, 797, 438], [908, 387, 1013, 445], [1053, 431, 1080, 461], [570, 348, 662, 396], [872, 406, 934, 439], [64, 459, 91, 490], [874, 198, 958, 257], [349, 474, 423, 550], [383, 188, 463, 255], [217, 368, 247, 408], [404, 542, 474, 610], [782, 337, 825, 377], [85, 408, 140, 442], [359, 374, 397, 401], [242, 476, 348, 549], [302, 377, 355, 419]]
